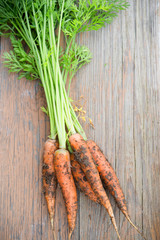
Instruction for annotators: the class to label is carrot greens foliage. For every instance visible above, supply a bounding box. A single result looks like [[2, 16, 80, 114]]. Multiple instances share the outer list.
[[0, 0, 129, 148]]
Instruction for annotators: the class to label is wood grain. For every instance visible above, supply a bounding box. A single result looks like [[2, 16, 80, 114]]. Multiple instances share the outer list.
[[0, 1, 160, 239]]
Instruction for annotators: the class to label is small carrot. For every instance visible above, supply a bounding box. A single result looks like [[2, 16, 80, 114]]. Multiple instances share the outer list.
[[54, 149, 77, 240], [70, 153, 100, 204], [87, 140, 146, 239], [42, 139, 58, 236], [69, 133, 121, 240]]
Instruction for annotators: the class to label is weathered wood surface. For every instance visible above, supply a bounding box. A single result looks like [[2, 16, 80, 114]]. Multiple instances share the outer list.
[[0, 1, 160, 239]]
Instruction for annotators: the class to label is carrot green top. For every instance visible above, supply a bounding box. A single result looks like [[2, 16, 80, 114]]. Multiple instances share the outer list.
[[0, 0, 129, 149]]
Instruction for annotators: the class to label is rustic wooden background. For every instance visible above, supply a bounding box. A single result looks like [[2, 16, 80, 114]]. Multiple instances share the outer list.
[[0, 1, 160, 239]]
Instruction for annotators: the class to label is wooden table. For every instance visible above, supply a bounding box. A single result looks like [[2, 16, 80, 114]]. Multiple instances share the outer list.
[[0, 1, 159, 239]]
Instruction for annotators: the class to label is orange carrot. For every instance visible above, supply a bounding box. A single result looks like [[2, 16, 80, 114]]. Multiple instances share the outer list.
[[42, 139, 58, 235], [70, 153, 100, 204], [54, 149, 77, 240], [69, 133, 121, 240], [87, 140, 146, 239]]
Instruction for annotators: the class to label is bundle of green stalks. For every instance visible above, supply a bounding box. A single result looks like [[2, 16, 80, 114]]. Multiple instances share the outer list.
[[0, 0, 146, 239]]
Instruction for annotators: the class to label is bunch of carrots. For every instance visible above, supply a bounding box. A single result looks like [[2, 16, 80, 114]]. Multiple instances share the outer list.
[[0, 0, 146, 239], [43, 134, 146, 240]]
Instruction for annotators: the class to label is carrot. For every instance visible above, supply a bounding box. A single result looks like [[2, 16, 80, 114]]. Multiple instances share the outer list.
[[69, 133, 121, 240], [87, 140, 146, 239], [54, 149, 77, 240], [42, 139, 58, 237], [70, 153, 100, 204]]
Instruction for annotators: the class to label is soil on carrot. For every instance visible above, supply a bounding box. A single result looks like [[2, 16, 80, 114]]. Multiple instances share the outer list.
[[42, 163, 49, 169], [73, 146, 91, 167], [44, 172, 55, 185], [47, 190, 55, 198], [73, 145, 97, 169], [83, 176, 87, 182]]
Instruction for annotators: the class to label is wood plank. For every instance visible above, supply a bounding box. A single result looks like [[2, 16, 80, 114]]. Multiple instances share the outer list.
[[134, 1, 160, 239], [0, 0, 160, 239], [0, 37, 45, 240]]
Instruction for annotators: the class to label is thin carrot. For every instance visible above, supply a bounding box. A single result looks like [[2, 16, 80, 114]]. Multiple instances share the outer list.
[[54, 149, 77, 240], [69, 133, 121, 240], [70, 153, 100, 204], [42, 139, 58, 237], [87, 140, 146, 239]]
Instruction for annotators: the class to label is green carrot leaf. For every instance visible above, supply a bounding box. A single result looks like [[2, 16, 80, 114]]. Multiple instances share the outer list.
[[60, 43, 92, 77], [41, 106, 49, 116], [3, 35, 39, 81], [61, 0, 129, 37]]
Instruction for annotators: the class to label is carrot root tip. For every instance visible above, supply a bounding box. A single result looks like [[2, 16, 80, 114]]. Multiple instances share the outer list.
[[50, 217, 56, 240], [53, 230, 57, 240], [50, 217, 54, 230], [68, 229, 73, 240], [111, 217, 121, 240], [126, 216, 146, 240]]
